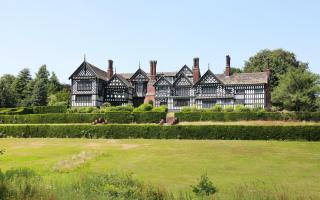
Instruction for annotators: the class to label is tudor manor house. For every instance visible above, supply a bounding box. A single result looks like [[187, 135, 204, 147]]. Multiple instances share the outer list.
[[69, 56, 271, 110]]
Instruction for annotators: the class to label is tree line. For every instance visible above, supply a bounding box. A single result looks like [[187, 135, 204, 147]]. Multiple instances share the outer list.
[[0, 65, 69, 107], [0, 49, 319, 111]]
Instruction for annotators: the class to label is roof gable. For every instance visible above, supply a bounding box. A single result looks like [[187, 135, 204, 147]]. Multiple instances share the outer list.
[[107, 74, 132, 88], [173, 73, 193, 86], [194, 69, 223, 86], [69, 60, 107, 80], [154, 76, 172, 86], [130, 68, 149, 81], [176, 65, 193, 77]]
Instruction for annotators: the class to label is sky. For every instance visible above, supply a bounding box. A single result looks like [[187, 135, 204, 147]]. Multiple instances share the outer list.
[[0, 0, 319, 83]]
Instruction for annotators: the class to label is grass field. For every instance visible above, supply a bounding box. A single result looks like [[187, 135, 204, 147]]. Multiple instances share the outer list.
[[0, 138, 320, 199]]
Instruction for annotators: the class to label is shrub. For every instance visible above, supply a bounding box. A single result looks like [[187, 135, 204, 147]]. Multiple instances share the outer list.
[[224, 106, 234, 112], [235, 105, 251, 112], [104, 104, 134, 112], [181, 107, 192, 112], [211, 105, 222, 112], [134, 103, 153, 112], [0, 107, 33, 115], [175, 111, 320, 122], [152, 105, 168, 112], [0, 124, 319, 141], [191, 173, 217, 196], [32, 105, 68, 114]]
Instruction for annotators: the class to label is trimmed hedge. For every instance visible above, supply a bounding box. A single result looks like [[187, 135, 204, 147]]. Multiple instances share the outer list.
[[32, 106, 68, 114], [0, 124, 319, 141], [0, 107, 33, 115], [0, 111, 166, 124], [175, 111, 320, 122]]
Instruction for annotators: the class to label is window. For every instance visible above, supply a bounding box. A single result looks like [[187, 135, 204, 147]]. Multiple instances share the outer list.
[[136, 83, 144, 95], [225, 89, 232, 95], [235, 89, 245, 95], [202, 100, 216, 108], [173, 99, 189, 107], [202, 86, 216, 94], [75, 95, 92, 103], [176, 87, 189, 96], [235, 99, 245, 104], [77, 80, 92, 91], [157, 86, 168, 91], [254, 89, 264, 94]]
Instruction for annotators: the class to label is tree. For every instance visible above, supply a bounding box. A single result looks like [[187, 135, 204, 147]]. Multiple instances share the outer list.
[[30, 65, 50, 106], [272, 68, 319, 111], [48, 72, 62, 95], [20, 80, 35, 106], [191, 173, 217, 197], [12, 68, 32, 104], [0, 75, 17, 107], [35, 65, 50, 83], [224, 67, 242, 75], [244, 49, 308, 90], [31, 78, 48, 106]]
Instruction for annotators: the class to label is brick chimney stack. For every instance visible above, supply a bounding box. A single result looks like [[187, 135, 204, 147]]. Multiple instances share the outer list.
[[193, 57, 200, 83], [152, 60, 157, 80], [225, 55, 231, 76], [107, 59, 113, 79]]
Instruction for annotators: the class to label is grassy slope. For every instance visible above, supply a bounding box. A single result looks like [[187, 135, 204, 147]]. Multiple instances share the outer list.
[[0, 138, 319, 198]]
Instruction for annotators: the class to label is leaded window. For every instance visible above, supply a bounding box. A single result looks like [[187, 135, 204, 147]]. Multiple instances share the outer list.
[[202, 86, 216, 94], [75, 95, 92, 103], [77, 80, 92, 91], [236, 89, 245, 95], [202, 100, 216, 108], [173, 99, 189, 107], [176, 87, 189, 96], [254, 89, 264, 94]]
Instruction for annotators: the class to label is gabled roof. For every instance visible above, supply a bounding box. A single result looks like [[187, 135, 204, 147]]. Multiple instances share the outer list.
[[153, 76, 172, 86], [130, 68, 149, 81], [120, 71, 177, 79], [216, 72, 268, 85], [176, 65, 193, 77], [193, 69, 223, 86], [173, 73, 193, 86], [69, 60, 107, 81], [107, 73, 133, 88]]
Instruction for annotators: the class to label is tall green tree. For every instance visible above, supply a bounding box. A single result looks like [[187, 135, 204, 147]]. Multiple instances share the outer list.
[[224, 67, 243, 75], [30, 65, 50, 106], [12, 68, 32, 104], [48, 72, 62, 94], [272, 68, 319, 111], [244, 49, 308, 90], [0, 75, 17, 107], [31, 78, 48, 106]]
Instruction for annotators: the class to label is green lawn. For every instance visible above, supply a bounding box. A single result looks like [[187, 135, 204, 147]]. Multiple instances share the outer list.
[[1, 138, 319, 199]]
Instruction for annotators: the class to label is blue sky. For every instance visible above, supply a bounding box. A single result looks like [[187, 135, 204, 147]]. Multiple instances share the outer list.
[[0, 0, 319, 83]]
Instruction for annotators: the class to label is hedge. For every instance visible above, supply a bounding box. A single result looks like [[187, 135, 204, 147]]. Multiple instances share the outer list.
[[175, 111, 320, 122], [0, 111, 166, 124], [0, 124, 319, 141], [0, 107, 33, 115], [32, 106, 68, 114]]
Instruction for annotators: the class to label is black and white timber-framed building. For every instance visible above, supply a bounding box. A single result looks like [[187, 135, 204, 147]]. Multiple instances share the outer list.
[[69, 56, 271, 110]]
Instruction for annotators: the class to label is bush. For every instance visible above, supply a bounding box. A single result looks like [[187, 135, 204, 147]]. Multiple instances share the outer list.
[[133, 111, 166, 123], [176, 111, 320, 122], [33, 105, 68, 114], [181, 107, 192, 112], [0, 124, 319, 141], [235, 105, 251, 112], [0, 107, 33, 115], [191, 173, 217, 196], [134, 103, 153, 112], [104, 104, 134, 112], [211, 105, 222, 112], [224, 106, 234, 112], [152, 105, 168, 112]]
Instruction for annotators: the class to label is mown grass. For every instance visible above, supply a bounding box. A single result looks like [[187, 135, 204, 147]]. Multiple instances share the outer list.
[[0, 138, 319, 199]]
